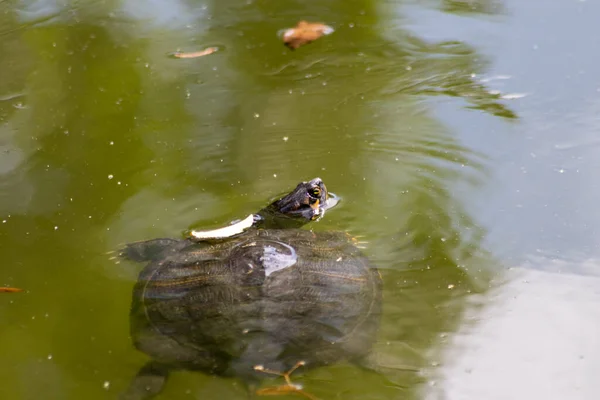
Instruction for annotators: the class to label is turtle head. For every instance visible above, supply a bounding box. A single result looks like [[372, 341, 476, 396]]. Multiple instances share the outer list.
[[258, 178, 330, 228], [274, 177, 328, 221]]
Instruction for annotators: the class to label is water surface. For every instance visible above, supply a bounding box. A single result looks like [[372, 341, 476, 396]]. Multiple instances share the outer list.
[[1, 0, 599, 399]]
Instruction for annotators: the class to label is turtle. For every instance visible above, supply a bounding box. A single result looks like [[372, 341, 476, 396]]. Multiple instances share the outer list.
[[119, 178, 382, 399]]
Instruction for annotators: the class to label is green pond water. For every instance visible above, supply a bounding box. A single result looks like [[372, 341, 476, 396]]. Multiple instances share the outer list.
[[2, 0, 599, 399]]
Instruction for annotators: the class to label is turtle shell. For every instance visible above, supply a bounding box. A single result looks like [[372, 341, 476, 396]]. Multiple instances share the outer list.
[[128, 228, 382, 381]]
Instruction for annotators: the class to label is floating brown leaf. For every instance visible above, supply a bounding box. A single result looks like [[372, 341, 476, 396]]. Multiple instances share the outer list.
[[0, 287, 23, 293], [282, 21, 334, 50], [173, 47, 218, 59]]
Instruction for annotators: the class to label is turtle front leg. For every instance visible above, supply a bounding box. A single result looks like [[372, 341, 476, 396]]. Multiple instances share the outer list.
[[120, 361, 170, 400], [253, 361, 317, 400], [118, 238, 184, 262]]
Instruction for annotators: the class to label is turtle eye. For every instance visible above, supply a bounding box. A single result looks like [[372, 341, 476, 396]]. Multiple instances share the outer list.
[[309, 187, 321, 198]]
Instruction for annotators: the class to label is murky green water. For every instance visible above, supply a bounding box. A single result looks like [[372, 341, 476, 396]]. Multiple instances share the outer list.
[[2, 0, 599, 399]]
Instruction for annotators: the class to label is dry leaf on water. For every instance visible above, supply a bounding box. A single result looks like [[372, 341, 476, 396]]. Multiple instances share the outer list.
[[281, 21, 334, 50], [0, 287, 23, 293], [173, 47, 218, 59]]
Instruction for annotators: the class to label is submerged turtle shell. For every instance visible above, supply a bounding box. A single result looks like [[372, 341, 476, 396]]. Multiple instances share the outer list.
[[129, 228, 382, 381]]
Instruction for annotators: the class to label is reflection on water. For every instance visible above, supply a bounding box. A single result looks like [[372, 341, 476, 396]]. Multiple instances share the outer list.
[[0, 0, 515, 399], [441, 0, 505, 15], [430, 264, 600, 400]]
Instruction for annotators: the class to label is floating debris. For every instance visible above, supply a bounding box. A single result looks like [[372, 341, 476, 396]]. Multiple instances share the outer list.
[[281, 21, 334, 50], [173, 47, 218, 59], [0, 287, 23, 293], [190, 214, 255, 240]]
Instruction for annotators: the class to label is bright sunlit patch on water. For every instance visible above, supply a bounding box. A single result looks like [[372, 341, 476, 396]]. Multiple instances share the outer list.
[[261, 242, 298, 277], [501, 93, 528, 100]]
